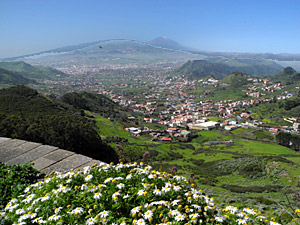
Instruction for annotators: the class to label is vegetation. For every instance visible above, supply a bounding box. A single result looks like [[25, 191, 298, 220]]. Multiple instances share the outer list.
[[0, 85, 117, 163], [272, 66, 300, 85], [0, 162, 284, 224], [207, 58, 283, 76], [0, 68, 35, 85], [176, 59, 283, 80], [221, 72, 249, 88], [276, 132, 300, 151], [176, 60, 234, 79], [0, 61, 67, 79], [0, 163, 43, 210], [59, 91, 130, 122], [92, 115, 300, 222]]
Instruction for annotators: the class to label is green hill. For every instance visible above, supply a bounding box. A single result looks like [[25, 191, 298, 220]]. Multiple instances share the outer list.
[[208, 58, 283, 76], [222, 72, 249, 87], [272, 66, 300, 84], [58, 91, 132, 122], [0, 61, 67, 79], [0, 85, 117, 163], [0, 68, 35, 85], [177, 59, 283, 79], [176, 60, 233, 79]]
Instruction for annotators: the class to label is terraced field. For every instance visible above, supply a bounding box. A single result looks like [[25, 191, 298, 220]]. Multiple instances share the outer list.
[[94, 117, 300, 221]]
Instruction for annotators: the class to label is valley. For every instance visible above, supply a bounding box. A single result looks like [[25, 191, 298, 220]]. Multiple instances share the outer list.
[[1, 38, 300, 223]]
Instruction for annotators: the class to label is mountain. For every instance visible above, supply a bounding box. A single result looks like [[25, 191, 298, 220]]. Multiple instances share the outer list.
[[190, 50, 300, 61], [0, 61, 67, 79], [148, 36, 194, 51], [0, 68, 36, 85], [176, 60, 233, 79], [177, 59, 283, 79], [271, 66, 300, 84], [207, 57, 283, 75], [1, 39, 205, 68], [0, 85, 117, 163]]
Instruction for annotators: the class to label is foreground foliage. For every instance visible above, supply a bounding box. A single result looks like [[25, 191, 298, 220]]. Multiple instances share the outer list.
[[1, 162, 283, 225], [0, 85, 118, 163], [0, 163, 43, 210]]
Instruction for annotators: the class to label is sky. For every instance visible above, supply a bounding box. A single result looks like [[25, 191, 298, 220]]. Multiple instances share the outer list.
[[1, 0, 300, 58]]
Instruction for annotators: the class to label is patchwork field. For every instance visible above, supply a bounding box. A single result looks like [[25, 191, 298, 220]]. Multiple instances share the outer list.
[[93, 115, 300, 221]]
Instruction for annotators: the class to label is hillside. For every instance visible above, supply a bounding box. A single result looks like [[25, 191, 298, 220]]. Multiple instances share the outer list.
[[222, 72, 249, 87], [177, 59, 283, 79], [0, 68, 35, 85], [58, 91, 131, 122], [0, 85, 117, 163], [271, 66, 300, 84], [208, 57, 283, 76], [0, 61, 67, 79], [176, 60, 233, 79]]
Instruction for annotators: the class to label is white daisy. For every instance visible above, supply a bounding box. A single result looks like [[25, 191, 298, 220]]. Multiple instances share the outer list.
[[85, 174, 93, 182], [143, 210, 153, 219]]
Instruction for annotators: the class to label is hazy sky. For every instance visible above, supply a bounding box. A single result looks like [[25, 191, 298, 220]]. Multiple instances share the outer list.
[[1, 0, 300, 58]]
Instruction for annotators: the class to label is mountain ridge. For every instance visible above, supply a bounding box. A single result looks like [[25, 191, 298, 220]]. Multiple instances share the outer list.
[[2, 37, 300, 63], [0, 61, 67, 79], [176, 59, 283, 79], [147, 36, 195, 51]]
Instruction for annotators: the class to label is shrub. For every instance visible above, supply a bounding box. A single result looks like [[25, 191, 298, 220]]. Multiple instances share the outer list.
[[0, 162, 280, 224], [221, 184, 284, 193], [0, 163, 43, 209]]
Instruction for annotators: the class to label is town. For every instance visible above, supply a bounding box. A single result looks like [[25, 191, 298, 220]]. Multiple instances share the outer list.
[[38, 64, 300, 142]]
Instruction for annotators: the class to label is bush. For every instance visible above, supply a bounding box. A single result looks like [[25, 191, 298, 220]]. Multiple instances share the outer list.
[[0, 162, 279, 224], [221, 184, 284, 193], [0, 163, 43, 209]]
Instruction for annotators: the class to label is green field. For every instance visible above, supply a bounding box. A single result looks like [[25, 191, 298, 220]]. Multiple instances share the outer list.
[[93, 113, 300, 222]]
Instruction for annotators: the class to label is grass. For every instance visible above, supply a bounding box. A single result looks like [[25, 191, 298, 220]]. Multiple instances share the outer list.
[[232, 140, 296, 155], [191, 152, 234, 162], [286, 156, 300, 165], [91, 112, 300, 218]]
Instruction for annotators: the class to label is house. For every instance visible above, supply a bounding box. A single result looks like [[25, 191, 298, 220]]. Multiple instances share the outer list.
[[188, 121, 219, 130], [144, 117, 152, 123], [269, 127, 279, 135], [224, 125, 238, 131], [127, 127, 139, 133], [181, 130, 191, 138], [197, 118, 209, 123], [293, 123, 300, 131], [161, 137, 172, 142]]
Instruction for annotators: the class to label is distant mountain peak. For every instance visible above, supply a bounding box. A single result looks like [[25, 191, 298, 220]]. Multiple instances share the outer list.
[[160, 36, 168, 39], [148, 37, 194, 51]]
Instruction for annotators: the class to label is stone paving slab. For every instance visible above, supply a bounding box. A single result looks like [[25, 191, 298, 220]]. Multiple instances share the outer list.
[[0, 138, 106, 174], [6, 145, 58, 166], [41, 154, 93, 174], [31, 149, 75, 171], [44, 149, 74, 162], [0, 137, 10, 144], [0, 139, 26, 149], [0, 142, 41, 163], [31, 157, 57, 171]]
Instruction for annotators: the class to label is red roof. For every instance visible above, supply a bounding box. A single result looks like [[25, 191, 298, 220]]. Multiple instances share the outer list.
[[161, 138, 172, 141]]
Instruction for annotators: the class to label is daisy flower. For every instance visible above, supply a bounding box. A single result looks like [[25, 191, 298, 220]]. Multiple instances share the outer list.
[[143, 210, 153, 219], [85, 174, 93, 182]]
